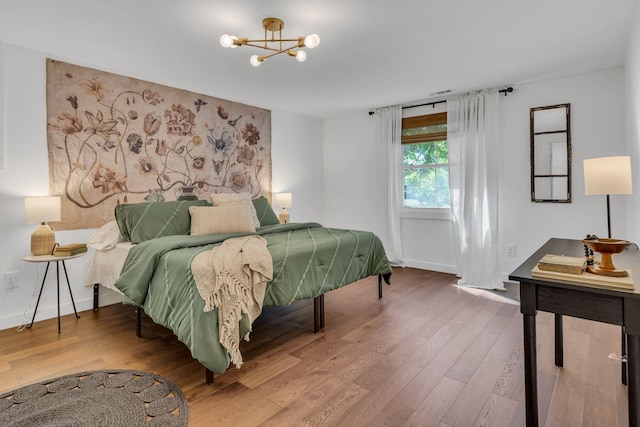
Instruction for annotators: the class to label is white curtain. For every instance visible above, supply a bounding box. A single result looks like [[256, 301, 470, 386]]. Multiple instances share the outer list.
[[375, 106, 405, 266], [447, 90, 503, 289]]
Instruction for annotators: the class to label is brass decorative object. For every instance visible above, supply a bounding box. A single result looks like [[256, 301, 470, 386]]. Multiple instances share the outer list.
[[583, 238, 631, 277]]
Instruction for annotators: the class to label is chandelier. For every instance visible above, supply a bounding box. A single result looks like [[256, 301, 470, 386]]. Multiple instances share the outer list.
[[220, 17, 320, 67]]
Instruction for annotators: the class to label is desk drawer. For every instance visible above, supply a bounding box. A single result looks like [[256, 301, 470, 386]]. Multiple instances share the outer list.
[[537, 286, 623, 325]]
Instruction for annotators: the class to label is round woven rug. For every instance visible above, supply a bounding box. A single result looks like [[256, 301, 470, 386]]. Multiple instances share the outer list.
[[0, 369, 188, 426]]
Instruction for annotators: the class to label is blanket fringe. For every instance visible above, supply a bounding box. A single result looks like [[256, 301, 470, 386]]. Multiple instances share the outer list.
[[191, 235, 272, 369]]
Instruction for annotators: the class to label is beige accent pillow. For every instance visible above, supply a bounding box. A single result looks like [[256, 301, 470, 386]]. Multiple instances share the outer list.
[[189, 205, 256, 236], [210, 192, 261, 228]]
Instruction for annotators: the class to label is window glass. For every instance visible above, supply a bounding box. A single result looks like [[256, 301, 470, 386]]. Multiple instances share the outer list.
[[401, 112, 449, 208]]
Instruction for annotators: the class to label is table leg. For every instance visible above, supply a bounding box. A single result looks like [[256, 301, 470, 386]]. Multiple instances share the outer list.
[[523, 313, 539, 427], [628, 334, 640, 427], [27, 262, 51, 329], [555, 314, 563, 367], [623, 328, 628, 385], [61, 261, 80, 319]]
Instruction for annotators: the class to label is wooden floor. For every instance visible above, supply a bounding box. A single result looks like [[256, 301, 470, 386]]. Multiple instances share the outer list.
[[0, 267, 629, 426]]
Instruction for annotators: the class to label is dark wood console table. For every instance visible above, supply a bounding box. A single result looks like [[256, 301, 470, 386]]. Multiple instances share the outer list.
[[509, 238, 640, 427]]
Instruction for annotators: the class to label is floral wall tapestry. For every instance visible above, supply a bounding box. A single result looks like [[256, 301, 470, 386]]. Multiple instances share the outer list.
[[46, 59, 271, 230]]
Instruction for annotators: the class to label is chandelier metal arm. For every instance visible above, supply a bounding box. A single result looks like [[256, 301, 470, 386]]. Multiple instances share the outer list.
[[234, 39, 303, 49], [240, 42, 303, 53], [241, 38, 303, 44], [258, 48, 298, 61]]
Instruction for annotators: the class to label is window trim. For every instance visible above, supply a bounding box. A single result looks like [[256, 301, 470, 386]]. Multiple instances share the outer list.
[[399, 206, 451, 221]]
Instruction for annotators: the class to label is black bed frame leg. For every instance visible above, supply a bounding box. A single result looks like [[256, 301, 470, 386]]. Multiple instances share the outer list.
[[93, 284, 99, 310], [313, 294, 325, 333], [205, 368, 214, 385], [378, 274, 383, 299], [136, 308, 142, 337]]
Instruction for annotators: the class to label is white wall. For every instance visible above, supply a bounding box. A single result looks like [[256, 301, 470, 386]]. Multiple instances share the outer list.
[[626, 1, 640, 243], [499, 68, 627, 276], [271, 110, 324, 223], [0, 42, 322, 330], [323, 67, 628, 280]]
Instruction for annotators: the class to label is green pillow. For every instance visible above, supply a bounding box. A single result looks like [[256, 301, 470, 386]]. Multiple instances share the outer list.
[[252, 196, 280, 226], [115, 199, 209, 243]]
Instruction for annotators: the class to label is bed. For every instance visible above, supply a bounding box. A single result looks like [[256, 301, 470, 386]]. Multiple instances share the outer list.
[[85, 196, 391, 383]]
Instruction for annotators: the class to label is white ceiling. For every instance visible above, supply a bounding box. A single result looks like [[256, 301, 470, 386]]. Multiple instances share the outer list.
[[0, 0, 635, 118]]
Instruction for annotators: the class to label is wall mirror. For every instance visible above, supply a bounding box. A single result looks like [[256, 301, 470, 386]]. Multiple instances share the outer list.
[[530, 103, 571, 203]]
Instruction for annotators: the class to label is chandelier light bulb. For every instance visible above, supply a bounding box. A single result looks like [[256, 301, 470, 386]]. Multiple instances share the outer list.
[[250, 55, 262, 67], [220, 34, 233, 48], [295, 50, 307, 62], [304, 34, 320, 49]]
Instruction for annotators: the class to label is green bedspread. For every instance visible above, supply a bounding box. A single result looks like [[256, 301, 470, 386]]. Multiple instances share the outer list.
[[114, 222, 391, 374]]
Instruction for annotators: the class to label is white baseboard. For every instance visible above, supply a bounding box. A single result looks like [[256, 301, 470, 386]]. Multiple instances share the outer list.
[[403, 259, 458, 275], [402, 261, 518, 287], [0, 287, 123, 331]]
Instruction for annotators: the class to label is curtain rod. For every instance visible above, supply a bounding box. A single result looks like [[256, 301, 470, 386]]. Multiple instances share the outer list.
[[368, 87, 514, 115]]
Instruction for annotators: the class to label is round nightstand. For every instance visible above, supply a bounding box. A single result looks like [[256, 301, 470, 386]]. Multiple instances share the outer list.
[[22, 252, 86, 333]]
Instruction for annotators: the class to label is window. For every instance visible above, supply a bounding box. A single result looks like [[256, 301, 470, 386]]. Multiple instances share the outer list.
[[402, 112, 450, 208]]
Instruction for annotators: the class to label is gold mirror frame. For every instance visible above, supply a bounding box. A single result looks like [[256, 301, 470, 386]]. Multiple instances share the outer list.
[[530, 103, 571, 203]]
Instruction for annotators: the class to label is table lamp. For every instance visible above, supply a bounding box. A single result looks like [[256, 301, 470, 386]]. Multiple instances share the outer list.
[[275, 193, 292, 224], [584, 156, 633, 238], [25, 196, 61, 255]]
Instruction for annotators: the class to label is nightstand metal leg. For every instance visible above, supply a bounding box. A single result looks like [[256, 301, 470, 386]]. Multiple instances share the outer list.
[[28, 262, 51, 329], [61, 261, 79, 319], [56, 261, 61, 333]]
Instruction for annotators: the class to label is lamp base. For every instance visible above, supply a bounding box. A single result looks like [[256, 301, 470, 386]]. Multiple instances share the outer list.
[[279, 208, 290, 224], [31, 223, 56, 256]]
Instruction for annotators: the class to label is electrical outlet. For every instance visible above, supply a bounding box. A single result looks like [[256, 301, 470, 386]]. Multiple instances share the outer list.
[[506, 245, 516, 257], [5, 271, 19, 289]]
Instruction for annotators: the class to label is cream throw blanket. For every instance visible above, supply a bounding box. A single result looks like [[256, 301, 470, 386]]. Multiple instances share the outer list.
[[191, 235, 273, 368]]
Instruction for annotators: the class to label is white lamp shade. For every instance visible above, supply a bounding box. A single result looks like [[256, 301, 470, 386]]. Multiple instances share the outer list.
[[584, 156, 633, 195], [25, 196, 61, 224], [275, 193, 292, 208]]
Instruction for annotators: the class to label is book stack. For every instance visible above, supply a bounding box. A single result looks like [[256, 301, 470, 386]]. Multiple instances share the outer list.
[[532, 253, 634, 289], [54, 243, 88, 257], [536, 254, 586, 275]]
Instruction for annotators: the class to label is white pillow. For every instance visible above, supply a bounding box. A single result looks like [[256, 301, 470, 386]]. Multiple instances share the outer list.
[[210, 192, 260, 228], [189, 205, 256, 236], [87, 220, 125, 251]]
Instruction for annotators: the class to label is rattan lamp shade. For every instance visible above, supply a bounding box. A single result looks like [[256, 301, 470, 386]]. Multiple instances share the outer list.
[[25, 196, 61, 256]]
